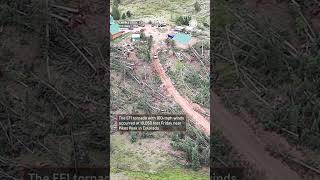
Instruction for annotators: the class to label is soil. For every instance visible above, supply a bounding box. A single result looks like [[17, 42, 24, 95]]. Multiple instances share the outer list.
[[151, 36, 210, 136], [153, 56, 210, 136]]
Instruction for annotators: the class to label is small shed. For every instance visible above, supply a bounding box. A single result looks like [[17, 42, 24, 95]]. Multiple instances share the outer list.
[[131, 34, 141, 42], [174, 26, 184, 32]]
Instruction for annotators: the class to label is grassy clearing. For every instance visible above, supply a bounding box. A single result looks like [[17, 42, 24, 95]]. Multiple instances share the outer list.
[[119, 168, 209, 180], [110, 133, 209, 179], [116, 0, 208, 25], [118, 0, 192, 19], [111, 133, 173, 172]]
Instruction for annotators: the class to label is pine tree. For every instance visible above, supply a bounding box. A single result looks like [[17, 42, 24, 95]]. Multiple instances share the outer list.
[[130, 132, 137, 143], [112, 6, 121, 20], [122, 13, 126, 19], [126, 11, 132, 18], [140, 29, 146, 40]]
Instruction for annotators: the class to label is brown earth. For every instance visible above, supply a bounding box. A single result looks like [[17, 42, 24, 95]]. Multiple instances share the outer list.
[[152, 53, 210, 136]]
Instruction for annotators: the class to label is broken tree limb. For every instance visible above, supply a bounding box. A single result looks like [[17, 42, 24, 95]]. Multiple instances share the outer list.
[[46, 0, 51, 82], [0, 100, 21, 117], [83, 47, 94, 57], [181, 52, 191, 61], [52, 101, 64, 118], [191, 47, 204, 66], [144, 82, 166, 99], [201, 42, 204, 57], [290, 0, 316, 40], [225, 26, 240, 78], [0, 170, 19, 180], [288, 156, 320, 175], [50, 4, 79, 13], [31, 72, 79, 109], [59, 30, 97, 72], [49, 13, 70, 23]]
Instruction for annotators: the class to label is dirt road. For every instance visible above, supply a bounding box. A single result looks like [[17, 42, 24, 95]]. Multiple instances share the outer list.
[[152, 55, 210, 136], [213, 93, 302, 180], [148, 26, 301, 179], [153, 51, 301, 179]]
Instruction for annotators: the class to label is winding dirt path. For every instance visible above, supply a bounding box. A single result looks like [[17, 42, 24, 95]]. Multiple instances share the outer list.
[[152, 49, 301, 179], [152, 55, 210, 136], [151, 48, 301, 180], [149, 25, 301, 179]]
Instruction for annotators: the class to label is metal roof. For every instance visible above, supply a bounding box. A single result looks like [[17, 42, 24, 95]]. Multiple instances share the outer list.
[[172, 33, 191, 44], [110, 15, 114, 24], [110, 23, 120, 35], [131, 34, 140, 38]]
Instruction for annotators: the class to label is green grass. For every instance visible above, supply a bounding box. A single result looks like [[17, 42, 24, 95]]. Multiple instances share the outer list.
[[111, 134, 173, 172], [117, 0, 204, 23], [111, 134, 209, 179], [121, 168, 209, 180]]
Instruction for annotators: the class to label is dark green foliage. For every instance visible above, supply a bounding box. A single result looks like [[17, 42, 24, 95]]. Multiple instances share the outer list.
[[126, 11, 132, 18], [121, 13, 126, 19], [170, 125, 209, 168], [112, 5, 121, 20], [140, 29, 146, 40], [214, 2, 320, 151], [130, 132, 137, 143], [136, 35, 152, 62], [171, 132, 180, 142], [147, 35, 153, 50], [194, 1, 201, 12], [176, 16, 192, 26], [140, 132, 154, 138], [171, 136, 195, 161]]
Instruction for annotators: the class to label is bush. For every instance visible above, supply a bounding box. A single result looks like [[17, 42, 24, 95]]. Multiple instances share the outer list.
[[191, 145, 201, 170], [171, 132, 180, 142], [112, 6, 121, 20], [140, 29, 146, 40], [126, 11, 132, 18], [121, 13, 126, 19], [141, 132, 154, 138], [176, 16, 192, 26], [147, 35, 153, 50], [194, 1, 201, 12], [130, 132, 137, 143]]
